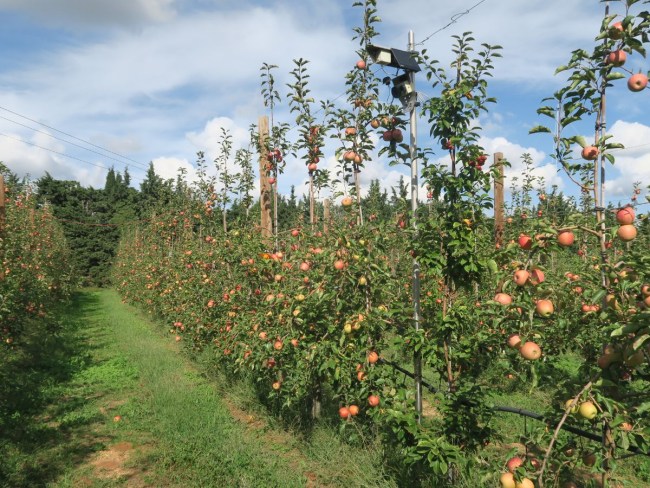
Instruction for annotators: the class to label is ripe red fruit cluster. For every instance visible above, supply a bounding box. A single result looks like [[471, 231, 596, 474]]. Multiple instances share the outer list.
[[382, 128, 403, 143], [339, 404, 360, 419], [467, 154, 488, 169], [267, 148, 282, 162]]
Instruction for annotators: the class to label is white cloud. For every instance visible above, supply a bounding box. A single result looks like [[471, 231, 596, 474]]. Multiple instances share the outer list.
[[479, 136, 561, 191], [605, 120, 650, 200], [610, 120, 650, 158], [0, 2, 353, 190], [379, 0, 605, 86], [186, 117, 251, 163], [151, 156, 196, 182], [0, 5, 351, 117], [0, 129, 106, 186], [0, 0, 647, 213], [0, 0, 176, 27]]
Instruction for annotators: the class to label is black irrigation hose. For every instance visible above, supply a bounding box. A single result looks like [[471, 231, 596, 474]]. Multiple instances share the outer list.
[[378, 358, 649, 457]]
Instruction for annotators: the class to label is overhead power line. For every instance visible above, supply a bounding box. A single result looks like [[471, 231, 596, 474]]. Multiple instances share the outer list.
[[0, 114, 149, 171], [0, 105, 149, 170], [0, 131, 111, 172], [416, 0, 488, 46]]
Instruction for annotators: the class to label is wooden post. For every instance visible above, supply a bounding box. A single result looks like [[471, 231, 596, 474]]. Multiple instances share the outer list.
[[493, 152, 505, 247], [0, 175, 5, 235], [258, 116, 272, 240]]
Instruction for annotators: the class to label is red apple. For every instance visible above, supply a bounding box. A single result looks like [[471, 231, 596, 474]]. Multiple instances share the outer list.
[[518, 234, 533, 250], [620, 422, 633, 432], [368, 394, 380, 407], [616, 206, 635, 224], [609, 21, 624, 39], [506, 456, 524, 473], [507, 334, 522, 349], [334, 260, 345, 271], [605, 49, 627, 67], [617, 224, 637, 242], [339, 406, 351, 419], [513, 269, 530, 286], [356, 59, 366, 70], [641, 284, 650, 297], [557, 230, 575, 247], [520, 341, 542, 360], [581, 145, 599, 160], [494, 293, 513, 306], [530, 268, 545, 285], [628, 73, 648, 92], [535, 299, 554, 317]]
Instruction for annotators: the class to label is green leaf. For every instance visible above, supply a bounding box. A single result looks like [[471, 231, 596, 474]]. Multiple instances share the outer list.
[[592, 289, 606, 304], [605, 142, 625, 150], [571, 135, 587, 148], [611, 326, 625, 337], [633, 334, 649, 350], [606, 71, 627, 81], [537, 106, 556, 118], [529, 125, 552, 134], [561, 116, 582, 127], [637, 402, 650, 414]]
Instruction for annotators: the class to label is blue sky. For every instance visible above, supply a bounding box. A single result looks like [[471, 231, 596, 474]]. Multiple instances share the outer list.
[[0, 0, 648, 205]]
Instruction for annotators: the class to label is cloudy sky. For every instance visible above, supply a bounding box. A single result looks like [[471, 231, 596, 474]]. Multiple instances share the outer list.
[[0, 0, 648, 204]]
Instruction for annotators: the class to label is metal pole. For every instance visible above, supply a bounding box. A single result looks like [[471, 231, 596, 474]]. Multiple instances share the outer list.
[[409, 30, 422, 423]]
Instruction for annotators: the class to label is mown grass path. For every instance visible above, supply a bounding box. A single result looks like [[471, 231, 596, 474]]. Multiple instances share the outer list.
[[1, 290, 393, 488]]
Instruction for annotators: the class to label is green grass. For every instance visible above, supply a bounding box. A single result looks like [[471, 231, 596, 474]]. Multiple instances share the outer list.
[[6, 289, 646, 487], [0, 290, 396, 488]]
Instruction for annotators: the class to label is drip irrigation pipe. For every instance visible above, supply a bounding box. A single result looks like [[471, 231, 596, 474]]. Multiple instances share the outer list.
[[379, 358, 648, 457]]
